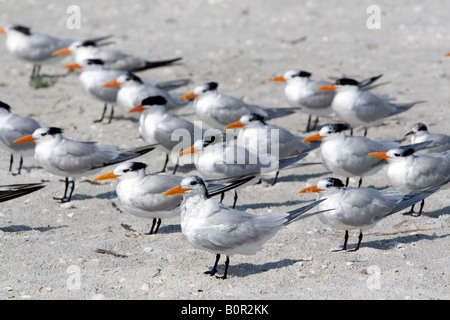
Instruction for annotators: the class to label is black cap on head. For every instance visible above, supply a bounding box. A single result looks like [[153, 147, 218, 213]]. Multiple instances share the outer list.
[[86, 59, 104, 65], [326, 123, 350, 133], [80, 40, 97, 47], [324, 177, 345, 188], [125, 73, 143, 84], [11, 25, 31, 35], [128, 162, 147, 171], [414, 123, 428, 132], [47, 127, 64, 136], [295, 70, 312, 78], [206, 82, 218, 90], [0, 101, 11, 112], [248, 113, 266, 124], [335, 78, 360, 86], [394, 148, 415, 157], [141, 96, 167, 106]]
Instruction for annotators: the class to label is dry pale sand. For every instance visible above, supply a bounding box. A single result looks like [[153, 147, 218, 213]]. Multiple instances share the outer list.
[[0, 0, 448, 303]]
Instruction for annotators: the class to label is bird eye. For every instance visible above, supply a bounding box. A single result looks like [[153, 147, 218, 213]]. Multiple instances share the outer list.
[[190, 181, 197, 185], [394, 153, 400, 157], [41, 133, 47, 136], [123, 169, 130, 173]]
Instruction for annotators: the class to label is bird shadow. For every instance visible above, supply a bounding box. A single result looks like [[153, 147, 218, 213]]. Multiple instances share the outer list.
[[361, 232, 450, 251], [0, 224, 68, 233], [234, 199, 313, 211], [224, 258, 306, 278], [265, 170, 331, 185]]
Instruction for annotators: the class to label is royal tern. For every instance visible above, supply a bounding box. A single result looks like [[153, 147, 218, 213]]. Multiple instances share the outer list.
[[52, 39, 182, 72], [0, 24, 74, 78], [369, 144, 450, 216], [128, 96, 204, 173], [180, 131, 308, 207], [178, 82, 299, 128], [405, 123, 450, 155], [0, 182, 45, 202], [93, 162, 255, 235], [101, 73, 188, 114], [302, 123, 400, 187], [13, 127, 156, 203], [268, 71, 383, 132], [318, 78, 423, 136], [225, 113, 320, 184], [67, 59, 127, 123], [0, 101, 40, 174], [299, 177, 441, 251], [163, 175, 327, 279]]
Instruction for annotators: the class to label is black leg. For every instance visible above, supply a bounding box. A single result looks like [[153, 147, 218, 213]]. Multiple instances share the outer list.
[[154, 218, 162, 234], [17, 155, 23, 175], [94, 104, 107, 123], [358, 177, 363, 188], [363, 127, 368, 137], [333, 230, 349, 252], [161, 154, 169, 173], [306, 115, 312, 132], [108, 105, 114, 123], [345, 177, 349, 187], [9, 154, 13, 172], [220, 192, 225, 203], [232, 190, 238, 209], [172, 158, 179, 174], [217, 255, 230, 280], [271, 170, 280, 186], [205, 254, 221, 276], [418, 199, 425, 216], [53, 177, 75, 202], [312, 116, 319, 131], [350, 128, 353, 136], [349, 230, 363, 252], [148, 218, 157, 234]]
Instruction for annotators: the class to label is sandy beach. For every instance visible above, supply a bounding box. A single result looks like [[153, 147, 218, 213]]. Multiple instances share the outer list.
[[0, 0, 448, 302]]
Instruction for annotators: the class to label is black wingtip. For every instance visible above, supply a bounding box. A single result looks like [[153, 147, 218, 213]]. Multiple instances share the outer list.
[[0, 183, 46, 203]]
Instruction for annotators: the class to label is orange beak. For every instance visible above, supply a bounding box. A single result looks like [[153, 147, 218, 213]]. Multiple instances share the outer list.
[[64, 63, 83, 70], [92, 171, 120, 181], [13, 134, 37, 143], [52, 47, 71, 56], [302, 133, 324, 142], [268, 75, 285, 82], [0, 27, 6, 34], [163, 185, 192, 196], [101, 79, 121, 88], [225, 120, 245, 129], [317, 84, 337, 91], [179, 145, 200, 156], [178, 92, 198, 100], [299, 185, 324, 193], [127, 104, 146, 113], [445, 52, 450, 57], [368, 152, 391, 160]]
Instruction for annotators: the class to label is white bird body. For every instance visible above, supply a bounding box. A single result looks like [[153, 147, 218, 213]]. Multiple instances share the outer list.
[[14, 127, 155, 202], [79, 61, 125, 104], [335, 87, 417, 128], [406, 123, 450, 155], [179, 82, 297, 128], [0, 102, 40, 157], [300, 177, 441, 250], [303, 124, 399, 185], [227, 114, 316, 159], [54, 40, 182, 72], [2, 25, 73, 65], [164, 175, 325, 278], [384, 151, 450, 193]]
